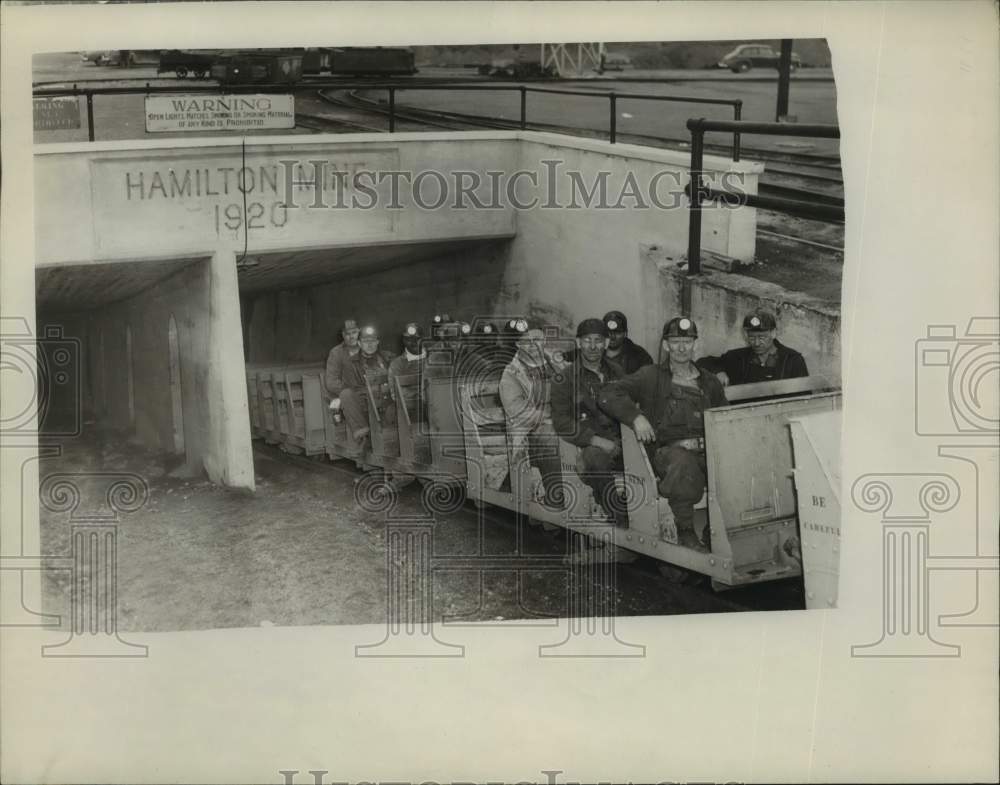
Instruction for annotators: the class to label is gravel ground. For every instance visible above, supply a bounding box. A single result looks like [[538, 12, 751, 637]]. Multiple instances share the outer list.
[[37, 432, 804, 633]]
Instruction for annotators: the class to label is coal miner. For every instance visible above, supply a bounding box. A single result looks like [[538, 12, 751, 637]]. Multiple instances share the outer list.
[[698, 309, 809, 386], [498, 318, 563, 508], [324, 318, 361, 398], [550, 318, 627, 524], [599, 317, 727, 547], [339, 324, 396, 445], [602, 309, 654, 375]]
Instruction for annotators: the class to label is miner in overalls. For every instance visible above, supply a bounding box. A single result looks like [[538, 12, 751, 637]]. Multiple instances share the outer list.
[[698, 309, 809, 386], [599, 317, 727, 547], [550, 318, 626, 524], [340, 324, 396, 446], [498, 319, 564, 508]]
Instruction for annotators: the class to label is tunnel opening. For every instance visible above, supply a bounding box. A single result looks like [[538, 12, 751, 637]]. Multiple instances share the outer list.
[[35, 255, 214, 478], [238, 236, 515, 469]]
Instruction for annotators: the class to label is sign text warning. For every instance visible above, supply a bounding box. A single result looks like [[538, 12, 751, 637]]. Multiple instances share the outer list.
[[145, 94, 295, 132]]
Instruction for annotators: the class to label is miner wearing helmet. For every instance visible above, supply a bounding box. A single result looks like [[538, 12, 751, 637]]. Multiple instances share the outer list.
[[599, 316, 727, 549], [551, 318, 628, 525], [339, 324, 396, 446], [498, 318, 563, 508], [698, 309, 808, 386], [324, 318, 362, 399], [383, 322, 431, 480], [388, 322, 428, 416], [602, 310, 653, 375]]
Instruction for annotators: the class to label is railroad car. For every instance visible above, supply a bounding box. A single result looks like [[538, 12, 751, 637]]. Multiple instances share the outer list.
[[158, 49, 218, 79], [211, 51, 304, 86], [327, 47, 418, 76], [246, 338, 841, 591]]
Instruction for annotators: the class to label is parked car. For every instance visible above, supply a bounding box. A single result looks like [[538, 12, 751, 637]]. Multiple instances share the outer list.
[[718, 44, 802, 73], [599, 52, 632, 72]]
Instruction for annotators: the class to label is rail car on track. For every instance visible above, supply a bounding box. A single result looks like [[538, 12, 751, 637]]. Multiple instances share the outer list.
[[246, 337, 841, 591], [211, 51, 304, 86], [158, 49, 218, 79]]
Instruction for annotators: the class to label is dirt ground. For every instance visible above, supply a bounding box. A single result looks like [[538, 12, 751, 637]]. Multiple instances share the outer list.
[[37, 432, 804, 633]]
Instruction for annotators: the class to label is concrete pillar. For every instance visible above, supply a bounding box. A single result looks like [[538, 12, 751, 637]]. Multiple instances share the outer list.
[[204, 249, 255, 489]]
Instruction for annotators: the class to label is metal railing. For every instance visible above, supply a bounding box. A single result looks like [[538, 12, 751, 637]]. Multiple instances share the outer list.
[[34, 80, 745, 158], [684, 118, 843, 275]]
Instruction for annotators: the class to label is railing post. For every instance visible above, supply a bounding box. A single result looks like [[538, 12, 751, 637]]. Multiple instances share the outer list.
[[686, 119, 705, 276], [609, 93, 617, 144], [732, 101, 742, 161], [86, 91, 95, 142], [519, 85, 527, 130], [388, 86, 395, 133]]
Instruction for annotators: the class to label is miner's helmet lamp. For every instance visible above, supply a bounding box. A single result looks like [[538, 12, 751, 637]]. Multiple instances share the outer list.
[[475, 320, 498, 337], [603, 310, 628, 333], [402, 322, 424, 338], [360, 324, 380, 340], [743, 310, 777, 333], [662, 317, 698, 339]]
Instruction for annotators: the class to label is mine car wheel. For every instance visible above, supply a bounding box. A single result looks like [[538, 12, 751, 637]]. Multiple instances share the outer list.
[[194, 68, 206, 79], [175, 66, 188, 78]]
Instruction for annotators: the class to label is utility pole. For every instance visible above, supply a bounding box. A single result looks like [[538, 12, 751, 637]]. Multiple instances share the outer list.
[[775, 39, 793, 121]]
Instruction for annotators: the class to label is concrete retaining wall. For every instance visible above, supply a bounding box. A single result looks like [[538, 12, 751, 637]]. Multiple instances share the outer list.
[[641, 245, 841, 383], [494, 134, 761, 344]]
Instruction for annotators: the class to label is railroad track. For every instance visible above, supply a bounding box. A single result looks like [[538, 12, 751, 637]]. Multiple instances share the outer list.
[[312, 87, 844, 212], [322, 87, 843, 178], [295, 112, 385, 134]]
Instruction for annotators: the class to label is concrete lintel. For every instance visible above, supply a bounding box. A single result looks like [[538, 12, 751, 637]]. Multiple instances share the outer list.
[[219, 231, 517, 259]]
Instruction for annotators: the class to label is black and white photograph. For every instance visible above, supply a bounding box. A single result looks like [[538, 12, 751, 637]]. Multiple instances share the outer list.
[[2, 2, 997, 783], [29, 35, 843, 631]]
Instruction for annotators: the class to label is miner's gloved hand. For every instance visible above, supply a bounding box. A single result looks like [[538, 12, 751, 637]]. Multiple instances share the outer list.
[[716, 371, 730, 387], [631, 414, 656, 443], [329, 397, 341, 411]]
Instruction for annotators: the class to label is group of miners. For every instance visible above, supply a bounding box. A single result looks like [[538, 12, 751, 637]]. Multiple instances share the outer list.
[[324, 307, 809, 550]]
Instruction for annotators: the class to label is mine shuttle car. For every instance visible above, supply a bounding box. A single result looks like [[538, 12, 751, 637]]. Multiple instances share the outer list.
[[247, 342, 841, 592]]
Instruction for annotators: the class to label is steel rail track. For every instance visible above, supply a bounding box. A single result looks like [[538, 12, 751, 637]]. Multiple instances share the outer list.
[[325, 86, 844, 174]]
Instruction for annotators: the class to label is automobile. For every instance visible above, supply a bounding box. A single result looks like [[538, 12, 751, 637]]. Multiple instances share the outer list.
[[480, 57, 557, 79], [600, 52, 632, 72], [88, 50, 137, 67], [717, 44, 802, 73]]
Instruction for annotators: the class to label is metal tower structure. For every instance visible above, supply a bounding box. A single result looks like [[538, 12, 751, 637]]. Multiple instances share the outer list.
[[540, 43, 607, 77]]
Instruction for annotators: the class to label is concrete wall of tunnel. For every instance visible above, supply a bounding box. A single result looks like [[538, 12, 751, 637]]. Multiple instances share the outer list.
[[36, 253, 254, 489], [242, 242, 513, 362]]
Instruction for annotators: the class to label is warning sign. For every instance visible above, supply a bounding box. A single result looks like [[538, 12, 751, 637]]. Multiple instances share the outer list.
[[33, 97, 81, 131], [145, 94, 295, 133]]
